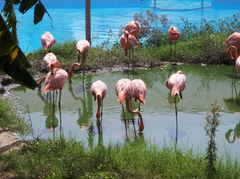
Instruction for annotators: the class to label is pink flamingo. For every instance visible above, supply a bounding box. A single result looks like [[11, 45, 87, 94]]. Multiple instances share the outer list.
[[131, 79, 146, 111], [115, 78, 144, 138], [41, 32, 56, 53], [168, 26, 180, 57], [68, 40, 91, 83], [224, 33, 240, 77], [125, 21, 141, 37], [226, 46, 240, 74], [90, 80, 107, 127], [120, 30, 141, 70], [38, 53, 59, 91], [224, 32, 240, 51], [166, 70, 186, 141], [43, 67, 68, 136]]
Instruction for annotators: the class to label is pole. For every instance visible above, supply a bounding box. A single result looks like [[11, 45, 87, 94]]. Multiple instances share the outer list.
[[154, 0, 156, 8], [85, 0, 91, 43]]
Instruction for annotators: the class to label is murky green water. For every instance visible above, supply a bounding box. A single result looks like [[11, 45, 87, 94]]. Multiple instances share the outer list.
[[10, 64, 240, 159]]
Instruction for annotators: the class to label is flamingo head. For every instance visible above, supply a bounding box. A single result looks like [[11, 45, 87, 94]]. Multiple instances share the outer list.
[[49, 61, 59, 75], [177, 70, 183, 74], [138, 122, 144, 134]]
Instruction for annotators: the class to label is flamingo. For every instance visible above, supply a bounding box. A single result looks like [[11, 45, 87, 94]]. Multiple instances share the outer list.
[[226, 46, 240, 74], [90, 80, 107, 127], [68, 40, 91, 83], [165, 70, 187, 141], [120, 30, 141, 72], [131, 79, 146, 111], [43, 67, 68, 137], [125, 21, 141, 37], [224, 33, 240, 77], [224, 32, 240, 51], [168, 26, 180, 58], [115, 78, 144, 138], [37, 53, 59, 91], [41, 32, 56, 53]]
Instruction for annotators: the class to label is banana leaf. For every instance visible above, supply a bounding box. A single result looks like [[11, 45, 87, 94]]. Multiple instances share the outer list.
[[0, 14, 38, 90]]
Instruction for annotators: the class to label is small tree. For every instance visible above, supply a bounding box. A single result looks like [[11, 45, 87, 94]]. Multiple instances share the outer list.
[[203, 100, 221, 178]]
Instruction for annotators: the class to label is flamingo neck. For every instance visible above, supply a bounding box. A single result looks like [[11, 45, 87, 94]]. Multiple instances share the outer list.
[[126, 98, 144, 133], [68, 54, 86, 82], [37, 76, 46, 90], [96, 98, 102, 120]]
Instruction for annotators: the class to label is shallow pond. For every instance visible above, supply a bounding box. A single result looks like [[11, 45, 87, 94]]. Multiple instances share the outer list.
[[10, 64, 240, 159]]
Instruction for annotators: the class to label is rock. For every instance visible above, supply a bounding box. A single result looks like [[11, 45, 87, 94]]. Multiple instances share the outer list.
[[1, 76, 13, 86], [0, 84, 5, 94]]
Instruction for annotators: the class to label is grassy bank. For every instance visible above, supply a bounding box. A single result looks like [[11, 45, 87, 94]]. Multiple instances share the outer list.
[[0, 97, 30, 134], [0, 136, 239, 178]]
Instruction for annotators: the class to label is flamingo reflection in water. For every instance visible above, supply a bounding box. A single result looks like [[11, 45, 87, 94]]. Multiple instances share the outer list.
[[225, 121, 240, 144], [115, 78, 144, 139], [43, 68, 68, 139], [90, 80, 107, 133], [165, 70, 187, 142]]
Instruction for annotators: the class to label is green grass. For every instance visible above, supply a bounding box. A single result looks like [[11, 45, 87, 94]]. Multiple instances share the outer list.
[[0, 136, 239, 178], [0, 97, 30, 134]]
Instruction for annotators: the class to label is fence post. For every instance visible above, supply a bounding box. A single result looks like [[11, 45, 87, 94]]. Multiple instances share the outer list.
[[85, 0, 91, 43]]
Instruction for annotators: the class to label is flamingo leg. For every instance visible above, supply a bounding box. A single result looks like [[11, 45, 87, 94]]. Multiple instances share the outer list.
[[174, 41, 177, 58], [58, 89, 62, 139], [53, 90, 55, 140], [82, 62, 85, 85], [170, 41, 172, 57], [130, 100, 137, 138], [174, 96, 178, 142], [122, 104, 128, 139], [100, 98, 103, 133]]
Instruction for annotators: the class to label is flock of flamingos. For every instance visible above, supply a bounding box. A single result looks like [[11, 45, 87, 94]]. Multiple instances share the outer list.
[[37, 20, 240, 138]]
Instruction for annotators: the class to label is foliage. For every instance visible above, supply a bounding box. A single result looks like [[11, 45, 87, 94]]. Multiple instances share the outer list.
[[204, 100, 222, 178], [0, 0, 51, 90], [0, 137, 239, 178], [0, 97, 30, 134]]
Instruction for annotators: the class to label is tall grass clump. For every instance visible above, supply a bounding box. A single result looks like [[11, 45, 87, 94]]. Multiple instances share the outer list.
[[0, 97, 30, 134], [204, 100, 222, 178]]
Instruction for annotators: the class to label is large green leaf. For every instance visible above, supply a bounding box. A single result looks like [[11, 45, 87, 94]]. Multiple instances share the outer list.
[[0, 55, 38, 90], [19, 0, 38, 14], [0, 14, 37, 90], [34, 2, 45, 25], [0, 14, 31, 68]]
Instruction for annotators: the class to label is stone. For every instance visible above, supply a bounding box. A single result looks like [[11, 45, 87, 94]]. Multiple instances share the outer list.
[[1, 76, 13, 86], [0, 84, 5, 94]]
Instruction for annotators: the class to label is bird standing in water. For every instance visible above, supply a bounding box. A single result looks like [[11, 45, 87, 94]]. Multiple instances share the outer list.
[[43, 67, 68, 137], [68, 40, 91, 83], [125, 21, 141, 37], [115, 78, 144, 138], [41, 32, 56, 53], [38, 53, 59, 91], [226, 46, 240, 74], [168, 26, 180, 58], [90, 80, 107, 129], [166, 70, 186, 141], [131, 79, 146, 111], [224, 33, 240, 77]]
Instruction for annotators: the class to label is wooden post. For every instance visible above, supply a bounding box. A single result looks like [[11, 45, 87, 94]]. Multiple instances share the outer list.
[[85, 0, 91, 43]]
